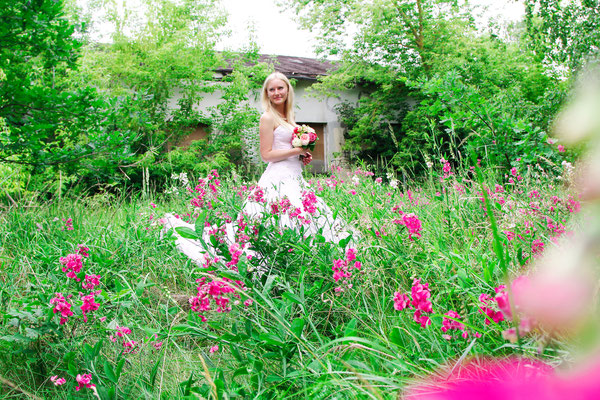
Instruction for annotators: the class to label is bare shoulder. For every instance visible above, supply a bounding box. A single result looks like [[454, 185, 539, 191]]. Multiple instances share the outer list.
[[260, 112, 274, 125]]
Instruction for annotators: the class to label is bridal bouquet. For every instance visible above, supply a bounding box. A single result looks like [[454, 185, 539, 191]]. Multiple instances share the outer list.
[[291, 125, 317, 165]]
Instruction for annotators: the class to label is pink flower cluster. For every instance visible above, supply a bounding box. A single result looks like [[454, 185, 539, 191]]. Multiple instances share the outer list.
[[52, 247, 102, 325], [80, 291, 101, 322], [440, 157, 453, 180], [478, 278, 535, 343], [478, 289, 505, 326], [75, 373, 95, 391], [302, 190, 318, 215], [50, 293, 74, 325], [393, 211, 423, 241], [59, 253, 84, 281], [50, 375, 66, 386], [190, 170, 220, 209], [393, 278, 433, 328], [62, 217, 74, 231], [189, 276, 245, 322], [332, 248, 362, 293], [440, 310, 479, 340]]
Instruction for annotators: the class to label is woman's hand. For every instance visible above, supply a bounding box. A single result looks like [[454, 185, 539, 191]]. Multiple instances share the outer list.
[[302, 151, 313, 165]]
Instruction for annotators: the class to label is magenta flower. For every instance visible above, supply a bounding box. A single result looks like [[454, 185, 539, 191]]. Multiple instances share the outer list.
[[75, 373, 95, 391], [115, 325, 132, 337], [59, 253, 83, 281], [402, 213, 423, 241], [80, 292, 100, 322], [77, 244, 89, 257], [50, 375, 66, 386], [82, 274, 101, 290], [50, 293, 74, 325], [209, 345, 219, 354], [393, 292, 410, 311]]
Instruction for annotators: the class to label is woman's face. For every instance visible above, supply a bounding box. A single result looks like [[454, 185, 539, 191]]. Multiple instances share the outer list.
[[266, 78, 288, 107]]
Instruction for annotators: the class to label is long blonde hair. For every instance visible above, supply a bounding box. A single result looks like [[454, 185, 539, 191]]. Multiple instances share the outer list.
[[261, 72, 296, 129]]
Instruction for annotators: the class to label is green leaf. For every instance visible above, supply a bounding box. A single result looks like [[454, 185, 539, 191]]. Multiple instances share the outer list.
[[104, 360, 118, 384], [290, 318, 305, 339], [174, 227, 199, 239]]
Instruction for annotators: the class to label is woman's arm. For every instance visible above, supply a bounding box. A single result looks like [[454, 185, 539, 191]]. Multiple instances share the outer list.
[[259, 113, 308, 163]]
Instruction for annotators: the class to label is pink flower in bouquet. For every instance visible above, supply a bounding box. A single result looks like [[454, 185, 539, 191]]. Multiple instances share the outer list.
[[309, 132, 317, 142], [300, 133, 310, 146]]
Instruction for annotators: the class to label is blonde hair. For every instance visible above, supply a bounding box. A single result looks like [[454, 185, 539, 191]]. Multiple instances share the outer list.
[[261, 72, 296, 129]]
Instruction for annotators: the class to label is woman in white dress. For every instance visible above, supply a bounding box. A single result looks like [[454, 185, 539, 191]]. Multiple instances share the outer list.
[[165, 72, 351, 265]]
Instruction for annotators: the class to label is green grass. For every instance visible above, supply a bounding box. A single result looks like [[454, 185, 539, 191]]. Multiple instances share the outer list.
[[0, 162, 582, 399]]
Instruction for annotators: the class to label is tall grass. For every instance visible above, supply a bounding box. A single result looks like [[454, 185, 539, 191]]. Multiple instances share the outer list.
[[0, 157, 580, 398]]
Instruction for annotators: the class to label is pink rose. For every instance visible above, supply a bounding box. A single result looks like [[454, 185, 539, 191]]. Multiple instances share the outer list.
[[300, 134, 310, 146]]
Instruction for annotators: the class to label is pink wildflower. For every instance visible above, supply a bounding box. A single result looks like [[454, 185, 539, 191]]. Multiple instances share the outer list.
[[77, 244, 89, 257], [402, 213, 422, 241], [558, 144, 565, 152], [209, 345, 219, 354], [393, 292, 410, 311], [50, 293, 74, 325], [59, 253, 83, 281], [50, 375, 66, 386], [82, 274, 101, 290], [75, 373, 95, 391], [531, 239, 545, 256], [441, 310, 465, 335], [62, 218, 74, 231], [115, 325, 132, 337], [80, 292, 100, 322]]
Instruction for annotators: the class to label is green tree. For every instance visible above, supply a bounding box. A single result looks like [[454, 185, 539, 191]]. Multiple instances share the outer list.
[[524, 0, 600, 76], [283, 0, 564, 173]]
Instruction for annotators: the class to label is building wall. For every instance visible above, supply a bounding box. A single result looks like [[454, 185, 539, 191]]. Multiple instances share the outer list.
[[167, 78, 361, 172]]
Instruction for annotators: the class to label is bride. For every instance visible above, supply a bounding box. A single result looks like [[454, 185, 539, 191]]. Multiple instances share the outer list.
[[165, 72, 351, 266]]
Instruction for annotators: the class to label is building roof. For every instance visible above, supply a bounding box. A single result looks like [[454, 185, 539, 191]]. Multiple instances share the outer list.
[[216, 54, 334, 80]]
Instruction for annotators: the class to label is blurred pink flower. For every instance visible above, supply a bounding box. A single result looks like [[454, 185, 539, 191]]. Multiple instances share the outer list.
[[75, 373, 95, 391], [406, 355, 600, 400], [50, 375, 66, 386]]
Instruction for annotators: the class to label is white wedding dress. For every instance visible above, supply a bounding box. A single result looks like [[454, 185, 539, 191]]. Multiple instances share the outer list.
[[164, 125, 351, 266]]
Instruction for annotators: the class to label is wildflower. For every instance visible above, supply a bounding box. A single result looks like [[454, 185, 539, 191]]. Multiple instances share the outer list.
[[402, 213, 422, 241], [331, 248, 361, 293], [150, 202, 157, 208], [50, 376, 66, 386], [209, 345, 219, 354], [59, 253, 83, 281], [558, 144, 565, 152], [531, 239, 545, 256], [82, 274, 101, 290], [441, 310, 465, 336], [122, 340, 138, 353], [50, 293, 73, 325], [77, 244, 89, 257], [75, 373, 95, 391], [301, 190, 318, 214], [62, 218, 74, 231], [80, 292, 100, 322], [393, 292, 410, 311], [115, 325, 132, 337]]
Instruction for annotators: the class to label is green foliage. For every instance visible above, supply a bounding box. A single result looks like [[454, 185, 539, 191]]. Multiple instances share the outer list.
[[524, 0, 600, 76], [0, 0, 132, 172], [0, 161, 585, 397], [286, 0, 569, 176]]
